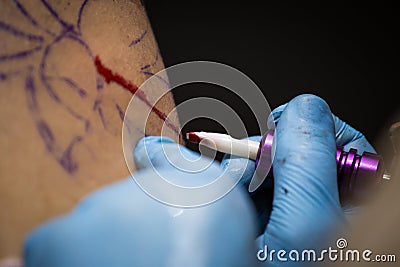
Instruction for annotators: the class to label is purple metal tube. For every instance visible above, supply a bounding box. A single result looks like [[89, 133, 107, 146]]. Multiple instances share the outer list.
[[255, 130, 385, 202]]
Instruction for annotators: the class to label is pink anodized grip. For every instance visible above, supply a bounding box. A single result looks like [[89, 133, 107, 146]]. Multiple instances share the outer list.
[[255, 130, 385, 202]]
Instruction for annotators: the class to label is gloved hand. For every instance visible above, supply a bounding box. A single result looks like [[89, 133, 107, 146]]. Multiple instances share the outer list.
[[222, 94, 376, 265], [24, 136, 259, 267]]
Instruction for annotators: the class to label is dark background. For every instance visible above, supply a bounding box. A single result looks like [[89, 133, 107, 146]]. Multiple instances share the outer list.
[[143, 2, 399, 154]]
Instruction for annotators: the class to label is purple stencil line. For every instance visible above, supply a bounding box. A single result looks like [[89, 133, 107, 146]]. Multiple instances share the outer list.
[[13, 0, 56, 37], [77, 0, 89, 34], [140, 50, 159, 70], [0, 45, 42, 61], [41, 0, 74, 31], [128, 29, 147, 47], [0, 20, 44, 42]]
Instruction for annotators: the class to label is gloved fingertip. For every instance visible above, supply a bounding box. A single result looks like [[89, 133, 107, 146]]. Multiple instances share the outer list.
[[286, 93, 332, 125]]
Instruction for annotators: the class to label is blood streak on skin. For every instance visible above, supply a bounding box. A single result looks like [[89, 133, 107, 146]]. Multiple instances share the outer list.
[[94, 56, 180, 135]]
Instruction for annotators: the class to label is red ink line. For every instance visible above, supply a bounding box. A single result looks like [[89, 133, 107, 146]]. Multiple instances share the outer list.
[[94, 56, 180, 135]]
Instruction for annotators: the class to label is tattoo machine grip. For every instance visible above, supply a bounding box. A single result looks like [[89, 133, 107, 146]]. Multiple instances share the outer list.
[[255, 130, 386, 202]]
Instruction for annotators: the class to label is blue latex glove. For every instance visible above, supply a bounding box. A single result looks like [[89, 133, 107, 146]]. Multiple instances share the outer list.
[[24, 136, 259, 267], [222, 94, 376, 265]]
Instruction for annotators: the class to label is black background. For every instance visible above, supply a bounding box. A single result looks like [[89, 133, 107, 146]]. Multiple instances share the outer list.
[[143, 2, 399, 154]]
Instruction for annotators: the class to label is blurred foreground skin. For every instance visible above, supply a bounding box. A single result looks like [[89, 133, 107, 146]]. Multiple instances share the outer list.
[[0, 0, 179, 260]]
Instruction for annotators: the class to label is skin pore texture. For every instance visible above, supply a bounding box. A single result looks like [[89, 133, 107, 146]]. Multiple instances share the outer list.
[[0, 0, 180, 260]]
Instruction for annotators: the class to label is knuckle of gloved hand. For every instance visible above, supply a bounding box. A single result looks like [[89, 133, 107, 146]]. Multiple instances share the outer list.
[[135, 136, 175, 153], [134, 136, 177, 165], [337, 117, 364, 141]]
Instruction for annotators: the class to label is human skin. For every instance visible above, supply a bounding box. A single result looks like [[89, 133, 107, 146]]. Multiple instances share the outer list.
[[0, 0, 179, 259]]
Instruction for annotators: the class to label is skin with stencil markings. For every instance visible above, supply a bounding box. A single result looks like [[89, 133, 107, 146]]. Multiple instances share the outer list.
[[0, 0, 179, 259]]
